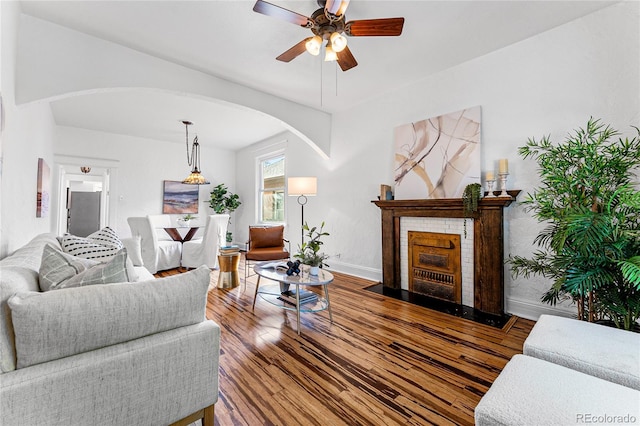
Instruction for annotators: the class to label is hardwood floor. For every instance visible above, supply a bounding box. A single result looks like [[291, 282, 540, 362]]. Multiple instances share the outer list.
[[160, 262, 535, 426]]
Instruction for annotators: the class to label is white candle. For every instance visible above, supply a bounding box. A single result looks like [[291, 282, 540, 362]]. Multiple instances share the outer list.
[[486, 171, 495, 181], [499, 159, 509, 174]]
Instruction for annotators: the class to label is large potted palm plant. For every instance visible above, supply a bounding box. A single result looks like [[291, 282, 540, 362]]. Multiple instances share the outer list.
[[509, 118, 640, 329]]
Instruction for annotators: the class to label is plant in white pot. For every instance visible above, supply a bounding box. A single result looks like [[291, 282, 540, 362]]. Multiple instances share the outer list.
[[177, 214, 196, 228], [294, 222, 330, 275]]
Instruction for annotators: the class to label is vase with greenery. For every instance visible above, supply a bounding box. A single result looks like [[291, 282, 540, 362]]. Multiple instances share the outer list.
[[509, 118, 640, 329], [294, 222, 330, 275], [208, 183, 241, 243], [462, 183, 482, 238], [177, 214, 197, 227]]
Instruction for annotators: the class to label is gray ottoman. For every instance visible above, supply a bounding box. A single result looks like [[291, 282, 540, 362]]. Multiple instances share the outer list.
[[524, 314, 640, 390], [475, 354, 640, 426]]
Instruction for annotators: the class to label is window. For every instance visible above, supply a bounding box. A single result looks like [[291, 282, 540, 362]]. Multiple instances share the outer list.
[[258, 154, 285, 223]]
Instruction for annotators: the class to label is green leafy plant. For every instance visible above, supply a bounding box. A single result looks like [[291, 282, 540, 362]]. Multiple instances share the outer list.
[[462, 183, 482, 238], [209, 184, 241, 214], [208, 183, 242, 242], [509, 118, 640, 329], [182, 214, 196, 221], [294, 222, 330, 267]]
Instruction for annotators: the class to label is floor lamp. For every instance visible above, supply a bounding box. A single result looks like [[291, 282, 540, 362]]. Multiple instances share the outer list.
[[287, 177, 317, 245]]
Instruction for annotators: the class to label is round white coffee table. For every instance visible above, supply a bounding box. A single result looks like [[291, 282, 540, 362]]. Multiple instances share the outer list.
[[252, 263, 333, 335]]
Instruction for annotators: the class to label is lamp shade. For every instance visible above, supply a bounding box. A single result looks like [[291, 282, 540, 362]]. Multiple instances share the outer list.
[[181, 120, 210, 185], [288, 177, 317, 196], [183, 170, 210, 185], [324, 44, 337, 62], [305, 36, 322, 56], [330, 32, 347, 52]]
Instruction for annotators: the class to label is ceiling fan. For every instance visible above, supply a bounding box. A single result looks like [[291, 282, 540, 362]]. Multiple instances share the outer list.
[[253, 0, 405, 71]]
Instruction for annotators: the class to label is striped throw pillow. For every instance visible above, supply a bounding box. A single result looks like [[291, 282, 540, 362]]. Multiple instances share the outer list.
[[87, 227, 123, 249], [60, 227, 124, 261]]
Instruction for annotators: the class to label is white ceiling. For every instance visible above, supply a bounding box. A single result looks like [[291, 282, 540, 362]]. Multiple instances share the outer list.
[[20, 0, 615, 150]]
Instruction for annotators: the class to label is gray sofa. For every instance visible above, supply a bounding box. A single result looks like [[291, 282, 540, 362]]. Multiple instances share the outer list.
[[0, 233, 220, 425]]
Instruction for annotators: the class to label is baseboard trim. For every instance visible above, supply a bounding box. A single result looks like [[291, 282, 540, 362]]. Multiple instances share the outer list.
[[323, 262, 579, 321], [327, 260, 381, 283], [506, 296, 576, 321]]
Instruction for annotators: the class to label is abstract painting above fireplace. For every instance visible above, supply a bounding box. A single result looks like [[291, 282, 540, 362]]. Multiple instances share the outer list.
[[393, 106, 481, 200]]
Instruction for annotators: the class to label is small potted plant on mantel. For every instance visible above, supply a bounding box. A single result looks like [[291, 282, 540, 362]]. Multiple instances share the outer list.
[[462, 183, 482, 238], [294, 222, 330, 276]]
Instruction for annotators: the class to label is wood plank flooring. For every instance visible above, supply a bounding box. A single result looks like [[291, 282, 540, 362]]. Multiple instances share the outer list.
[[159, 262, 535, 426]]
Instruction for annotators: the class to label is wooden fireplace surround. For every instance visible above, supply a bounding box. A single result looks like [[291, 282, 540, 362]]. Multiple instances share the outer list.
[[373, 191, 519, 316]]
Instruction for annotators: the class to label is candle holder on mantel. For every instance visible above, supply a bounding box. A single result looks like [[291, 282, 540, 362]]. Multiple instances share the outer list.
[[498, 173, 510, 197], [485, 179, 496, 197]]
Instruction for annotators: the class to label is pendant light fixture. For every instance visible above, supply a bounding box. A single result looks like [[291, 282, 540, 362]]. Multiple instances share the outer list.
[[181, 120, 210, 185]]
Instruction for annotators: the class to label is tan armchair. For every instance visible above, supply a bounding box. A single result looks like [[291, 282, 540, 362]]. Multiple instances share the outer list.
[[244, 225, 290, 282]]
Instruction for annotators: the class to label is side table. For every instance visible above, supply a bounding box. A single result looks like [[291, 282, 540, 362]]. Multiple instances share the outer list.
[[217, 252, 241, 289], [252, 263, 333, 335]]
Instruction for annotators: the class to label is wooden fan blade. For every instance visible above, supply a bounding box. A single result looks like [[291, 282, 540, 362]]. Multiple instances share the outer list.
[[336, 46, 358, 71], [253, 0, 313, 28], [325, 0, 350, 20], [345, 17, 405, 36], [276, 39, 309, 62]]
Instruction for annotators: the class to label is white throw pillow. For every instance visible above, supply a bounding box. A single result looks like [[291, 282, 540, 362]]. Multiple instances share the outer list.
[[87, 226, 123, 249], [60, 227, 123, 262], [121, 236, 144, 266]]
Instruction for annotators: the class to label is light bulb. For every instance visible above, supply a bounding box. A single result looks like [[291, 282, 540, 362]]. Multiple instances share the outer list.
[[305, 36, 322, 56], [324, 43, 337, 61], [330, 32, 347, 52]]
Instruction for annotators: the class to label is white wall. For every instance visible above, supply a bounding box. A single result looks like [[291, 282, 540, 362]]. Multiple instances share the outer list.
[[235, 130, 336, 257], [234, 132, 288, 246], [1, 2, 56, 257], [238, 2, 640, 319], [55, 126, 236, 239], [4, 1, 639, 321], [16, 14, 332, 157]]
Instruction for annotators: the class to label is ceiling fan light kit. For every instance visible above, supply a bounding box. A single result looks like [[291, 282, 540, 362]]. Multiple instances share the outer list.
[[325, 0, 350, 20], [305, 35, 322, 55], [324, 43, 337, 61], [330, 32, 347, 52], [253, 0, 404, 71]]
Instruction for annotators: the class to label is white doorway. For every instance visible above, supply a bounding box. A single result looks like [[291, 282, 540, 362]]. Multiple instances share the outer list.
[[66, 177, 103, 237], [54, 157, 117, 236]]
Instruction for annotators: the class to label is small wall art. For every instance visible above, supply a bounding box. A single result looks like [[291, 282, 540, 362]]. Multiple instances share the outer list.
[[36, 158, 51, 217], [162, 180, 199, 214], [394, 106, 481, 199]]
